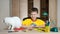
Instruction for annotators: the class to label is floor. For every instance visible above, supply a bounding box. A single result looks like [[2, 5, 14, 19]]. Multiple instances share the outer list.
[[0, 30, 60, 34]]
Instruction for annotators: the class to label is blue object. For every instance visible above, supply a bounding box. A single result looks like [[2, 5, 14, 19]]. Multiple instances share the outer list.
[[8, 31, 13, 33], [31, 23, 36, 26], [42, 11, 48, 16], [46, 21, 50, 26], [50, 27, 58, 32]]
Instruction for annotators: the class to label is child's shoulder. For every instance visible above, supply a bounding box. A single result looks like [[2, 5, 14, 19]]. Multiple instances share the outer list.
[[23, 17, 31, 21], [36, 17, 44, 21]]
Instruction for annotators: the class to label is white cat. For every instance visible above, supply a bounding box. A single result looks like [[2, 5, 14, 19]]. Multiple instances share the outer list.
[[4, 17, 22, 31]]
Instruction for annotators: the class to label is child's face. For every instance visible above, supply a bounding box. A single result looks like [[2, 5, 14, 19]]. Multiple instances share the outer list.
[[30, 11, 38, 20]]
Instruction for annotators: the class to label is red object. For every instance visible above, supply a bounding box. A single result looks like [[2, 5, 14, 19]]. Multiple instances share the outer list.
[[14, 27, 25, 31]]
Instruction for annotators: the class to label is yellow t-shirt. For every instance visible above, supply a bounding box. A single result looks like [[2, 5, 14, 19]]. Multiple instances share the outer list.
[[22, 18, 45, 26]]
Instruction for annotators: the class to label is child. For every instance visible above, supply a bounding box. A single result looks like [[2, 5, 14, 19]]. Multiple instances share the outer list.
[[22, 8, 45, 30]]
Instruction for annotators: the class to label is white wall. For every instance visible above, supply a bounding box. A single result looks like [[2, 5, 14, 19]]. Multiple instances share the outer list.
[[33, 0, 40, 17], [49, 0, 57, 27], [0, 0, 10, 30], [20, 0, 28, 20], [57, 0, 60, 27]]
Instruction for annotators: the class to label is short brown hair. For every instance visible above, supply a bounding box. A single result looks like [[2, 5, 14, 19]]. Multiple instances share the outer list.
[[30, 8, 38, 13]]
